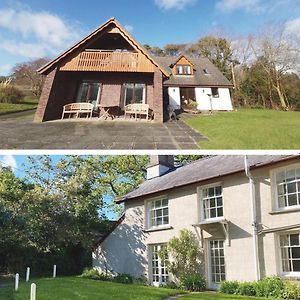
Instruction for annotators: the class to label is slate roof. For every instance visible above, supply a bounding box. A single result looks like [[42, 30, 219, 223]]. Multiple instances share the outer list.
[[154, 56, 233, 87], [119, 155, 297, 203]]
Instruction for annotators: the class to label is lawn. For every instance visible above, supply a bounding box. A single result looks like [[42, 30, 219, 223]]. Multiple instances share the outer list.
[[0, 96, 38, 115], [0, 277, 181, 300], [185, 109, 300, 149], [0, 277, 270, 300]]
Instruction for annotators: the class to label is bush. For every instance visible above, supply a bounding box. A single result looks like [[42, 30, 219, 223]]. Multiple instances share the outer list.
[[80, 268, 111, 281], [0, 85, 23, 104], [237, 282, 256, 296], [281, 282, 300, 300], [112, 273, 133, 284], [180, 274, 206, 292], [220, 281, 239, 294], [254, 276, 284, 298]]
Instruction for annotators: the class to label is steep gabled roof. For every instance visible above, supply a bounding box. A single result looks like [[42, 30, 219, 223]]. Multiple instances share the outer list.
[[38, 18, 169, 76], [155, 56, 233, 87], [170, 55, 195, 67], [118, 155, 298, 203]]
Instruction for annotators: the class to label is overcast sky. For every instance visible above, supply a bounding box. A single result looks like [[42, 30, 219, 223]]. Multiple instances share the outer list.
[[0, 0, 299, 75]]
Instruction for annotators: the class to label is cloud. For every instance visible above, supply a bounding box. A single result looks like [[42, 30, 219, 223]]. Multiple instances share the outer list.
[[0, 7, 81, 58], [0, 155, 17, 170], [124, 25, 134, 32], [216, 0, 263, 13], [285, 17, 300, 38], [155, 0, 197, 10]]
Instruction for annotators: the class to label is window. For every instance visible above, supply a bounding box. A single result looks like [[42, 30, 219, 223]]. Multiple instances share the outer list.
[[76, 82, 101, 107], [210, 240, 226, 284], [211, 88, 219, 98], [201, 186, 223, 220], [203, 68, 209, 75], [280, 233, 300, 274], [275, 166, 300, 209], [123, 83, 146, 106], [176, 64, 192, 75], [150, 244, 169, 286], [149, 198, 169, 228]]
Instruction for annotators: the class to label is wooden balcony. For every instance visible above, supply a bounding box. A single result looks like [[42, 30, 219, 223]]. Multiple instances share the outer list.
[[60, 51, 155, 73]]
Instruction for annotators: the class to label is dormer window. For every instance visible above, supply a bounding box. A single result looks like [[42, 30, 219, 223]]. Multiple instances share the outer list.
[[203, 68, 209, 75], [176, 65, 192, 75]]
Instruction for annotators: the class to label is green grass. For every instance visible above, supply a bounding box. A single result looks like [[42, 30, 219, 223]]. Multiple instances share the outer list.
[[180, 292, 267, 300], [0, 277, 181, 300], [0, 96, 38, 115], [185, 109, 300, 149]]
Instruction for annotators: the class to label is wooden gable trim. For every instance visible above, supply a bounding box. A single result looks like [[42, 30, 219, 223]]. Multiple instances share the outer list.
[[171, 55, 194, 67], [171, 55, 195, 75], [38, 18, 169, 77]]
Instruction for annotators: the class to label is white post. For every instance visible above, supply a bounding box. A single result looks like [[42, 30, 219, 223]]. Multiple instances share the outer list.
[[15, 273, 19, 291], [30, 283, 36, 300], [53, 265, 57, 278], [26, 267, 30, 282]]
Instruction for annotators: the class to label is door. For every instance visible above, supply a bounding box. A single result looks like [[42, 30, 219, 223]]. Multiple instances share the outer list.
[[150, 244, 169, 287], [208, 240, 226, 290], [180, 87, 196, 108], [123, 83, 146, 106], [76, 82, 101, 108]]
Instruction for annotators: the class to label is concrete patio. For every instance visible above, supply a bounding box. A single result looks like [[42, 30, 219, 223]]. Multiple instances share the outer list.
[[0, 111, 207, 150]]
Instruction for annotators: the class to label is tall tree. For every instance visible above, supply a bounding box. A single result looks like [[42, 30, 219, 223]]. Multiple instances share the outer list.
[[12, 57, 50, 98]]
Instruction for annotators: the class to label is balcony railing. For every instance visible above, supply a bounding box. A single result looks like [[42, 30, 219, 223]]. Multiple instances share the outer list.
[[60, 51, 155, 73]]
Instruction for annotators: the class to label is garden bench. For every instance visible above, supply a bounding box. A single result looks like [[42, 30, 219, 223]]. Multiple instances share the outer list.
[[124, 103, 153, 121], [62, 103, 94, 119]]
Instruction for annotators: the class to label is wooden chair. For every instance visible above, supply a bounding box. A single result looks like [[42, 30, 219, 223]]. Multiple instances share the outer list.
[[62, 103, 94, 119], [124, 104, 153, 121]]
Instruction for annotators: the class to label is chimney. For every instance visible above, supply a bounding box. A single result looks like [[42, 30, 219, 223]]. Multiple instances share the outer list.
[[147, 155, 174, 180]]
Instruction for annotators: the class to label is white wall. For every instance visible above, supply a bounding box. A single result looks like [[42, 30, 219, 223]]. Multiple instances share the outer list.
[[195, 88, 233, 111], [168, 87, 181, 110]]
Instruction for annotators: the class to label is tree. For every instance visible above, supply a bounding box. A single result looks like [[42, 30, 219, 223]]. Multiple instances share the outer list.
[[12, 57, 50, 98], [164, 44, 187, 57], [159, 229, 204, 281], [188, 36, 233, 79], [251, 25, 300, 109], [144, 44, 165, 56]]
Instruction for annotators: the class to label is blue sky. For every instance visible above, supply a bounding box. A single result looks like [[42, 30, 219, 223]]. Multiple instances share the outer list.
[[0, 0, 299, 75]]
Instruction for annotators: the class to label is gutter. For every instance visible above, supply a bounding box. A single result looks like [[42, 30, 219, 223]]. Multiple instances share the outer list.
[[244, 156, 260, 281]]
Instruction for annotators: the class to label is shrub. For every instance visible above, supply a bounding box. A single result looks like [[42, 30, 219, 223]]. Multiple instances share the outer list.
[[0, 85, 23, 104], [180, 274, 206, 292], [112, 273, 133, 284], [281, 282, 300, 300], [80, 268, 111, 281], [237, 282, 256, 296], [254, 276, 284, 298], [133, 275, 147, 285], [220, 281, 239, 294]]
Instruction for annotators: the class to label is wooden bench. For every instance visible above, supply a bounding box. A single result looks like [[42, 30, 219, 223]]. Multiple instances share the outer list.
[[124, 104, 153, 121], [62, 103, 94, 119]]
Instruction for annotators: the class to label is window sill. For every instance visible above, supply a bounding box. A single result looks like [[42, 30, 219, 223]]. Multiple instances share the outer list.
[[280, 272, 300, 278], [143, 225, 173, 233], [269, 206, 300, 215]]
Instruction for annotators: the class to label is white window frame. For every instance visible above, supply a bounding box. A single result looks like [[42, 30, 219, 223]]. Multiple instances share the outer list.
[[123, 83, 146, 107], [271, 163, 300, 212], [207, 239, 226, 289], [145, 196, 169, 230], [198, 183, 224, 222], [277, 232, 300, 278], [149, 244, 169, 286]]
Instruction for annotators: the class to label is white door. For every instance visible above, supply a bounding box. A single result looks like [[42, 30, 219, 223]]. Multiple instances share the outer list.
[[207, 240, 226, 290], [150, 244, 169, 287]]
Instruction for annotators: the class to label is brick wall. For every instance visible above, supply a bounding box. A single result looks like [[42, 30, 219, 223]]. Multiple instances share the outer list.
[[153, 67, 164, 123]]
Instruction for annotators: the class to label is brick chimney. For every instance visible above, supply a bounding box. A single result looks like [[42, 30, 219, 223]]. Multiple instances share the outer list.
[[147, 155, 174, 180]]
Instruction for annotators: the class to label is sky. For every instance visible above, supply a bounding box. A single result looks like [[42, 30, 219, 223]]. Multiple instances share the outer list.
[[0, 0, 299, 75]]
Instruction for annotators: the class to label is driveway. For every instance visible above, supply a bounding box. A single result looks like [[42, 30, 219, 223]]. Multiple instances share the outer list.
[[0, 111, 207, 150]]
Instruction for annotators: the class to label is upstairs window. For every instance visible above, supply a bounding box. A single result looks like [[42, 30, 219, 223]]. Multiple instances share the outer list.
[[275, 166, 300, 209], [149, 198, 169, 228], [176, 64, 192, 75], [211, 88, 220, 98], [201, 186, 223, 220]]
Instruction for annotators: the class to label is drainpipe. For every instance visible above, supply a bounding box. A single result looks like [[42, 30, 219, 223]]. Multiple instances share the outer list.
[[244, 156, 260, 281]]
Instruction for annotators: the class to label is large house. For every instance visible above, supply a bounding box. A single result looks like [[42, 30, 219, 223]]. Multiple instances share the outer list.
[[93, 155, 300, 289], [35, 18, 233, 123]]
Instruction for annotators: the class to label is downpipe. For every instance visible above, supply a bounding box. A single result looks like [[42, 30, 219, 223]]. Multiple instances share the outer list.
[[244, 156, 261, 281]]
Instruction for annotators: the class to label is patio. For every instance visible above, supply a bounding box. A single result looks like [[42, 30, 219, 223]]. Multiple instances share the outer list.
[[0, 111, 208, 149]]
